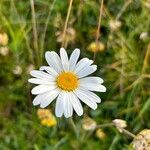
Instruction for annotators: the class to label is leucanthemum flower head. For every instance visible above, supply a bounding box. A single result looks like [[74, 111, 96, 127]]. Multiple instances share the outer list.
[[28, 48, 106, 118]]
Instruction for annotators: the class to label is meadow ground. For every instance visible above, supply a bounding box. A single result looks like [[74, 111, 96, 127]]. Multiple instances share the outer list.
[[0, 0, 150, 150]]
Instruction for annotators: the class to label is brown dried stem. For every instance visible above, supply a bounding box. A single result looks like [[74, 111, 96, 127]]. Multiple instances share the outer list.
[[61, 0, 74, 48], [93, 0, 104, 61]]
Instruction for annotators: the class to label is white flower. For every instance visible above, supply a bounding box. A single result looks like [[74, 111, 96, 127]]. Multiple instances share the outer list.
[[28, 48, 106, 118]]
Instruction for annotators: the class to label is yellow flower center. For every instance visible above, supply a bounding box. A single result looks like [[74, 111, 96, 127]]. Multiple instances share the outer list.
[[56, 72, 78, 91]]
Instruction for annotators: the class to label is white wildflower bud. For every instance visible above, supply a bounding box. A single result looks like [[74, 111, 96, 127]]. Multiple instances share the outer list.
[[139, 32, 149, 41], [113, 119, 127, 133], [144, 0, 150, 9], [0, 32, 8, 46], [0, 46, 9, 56], [82, 117, 97, 131], [56, 27, 76, 43], [109, 20, 122, 31], [13, 65, 22, 75], [133, 129, 150, 150]]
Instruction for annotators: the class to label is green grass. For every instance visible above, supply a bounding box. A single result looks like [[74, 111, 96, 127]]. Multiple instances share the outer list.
[[0, 0, 150, 149]]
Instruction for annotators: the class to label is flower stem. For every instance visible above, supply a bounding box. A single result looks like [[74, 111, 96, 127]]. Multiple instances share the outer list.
[[120, 128, 136, 138], [96, 123, 136, 138], [93, 0, 104, 61], [142, 44, 150, 73], [96, 123, 114, 128], [116, 0, 132, 20], [61, 0, 74, 48], [69, 117, 79, 139]]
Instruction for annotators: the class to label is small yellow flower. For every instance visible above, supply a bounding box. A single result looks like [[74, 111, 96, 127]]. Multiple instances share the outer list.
[[133, 129, 150, 150], [37, 109, 57, 127], [82, 116, 97, 131], [41, 118, 57, 127], [96, 129, 106, 140], [88, 42, 105, 53], [37, 108, 51, 119], [113, 119, 127, 133], [0, 32, 8, 46]]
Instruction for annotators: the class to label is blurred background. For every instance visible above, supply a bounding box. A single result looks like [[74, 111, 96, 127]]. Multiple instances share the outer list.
[[0, 0, 150, 149]]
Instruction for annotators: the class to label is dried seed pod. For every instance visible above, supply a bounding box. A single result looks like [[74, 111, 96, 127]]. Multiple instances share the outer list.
[[133, 129, 150, 150], [113, 119, 127, 133], [82, 117, 97, 131]]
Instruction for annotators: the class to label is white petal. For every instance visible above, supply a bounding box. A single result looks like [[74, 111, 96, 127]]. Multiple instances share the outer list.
[[77, 88, 101, 103], [33, 94, 44, 106], [87, 59, 94, 65], [55, 92, 64, 117], [74, 89, 97, 110], [69, 92, 83, 116], [60, 48, 69, 71], [74, 58, 89, 73], [28, 78, 55, 85], [62, 92, 73, 118], [76, 65, 97, 78], [40, 66, 58, 77], [80, 77, 104, 84], [75, 58, 88, 68], [45, 51, 62, 73], [30, 70, 54, 81], [31, 84, 56, 95], [40, 89, 60, 108], [80, 83, 106, 92], [74, 58, 93, 72], [69, 48, 80, 71]]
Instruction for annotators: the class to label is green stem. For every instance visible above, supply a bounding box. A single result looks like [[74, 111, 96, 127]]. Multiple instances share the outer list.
[[69, 118, 79, 139], [96, 123, 114, 128], [96, 123, 135, 138], [121, 128, 136, 138]]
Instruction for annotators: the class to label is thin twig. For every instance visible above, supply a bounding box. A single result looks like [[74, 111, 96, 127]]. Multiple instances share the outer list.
[[61, 0, 74, 48], [93, 0, 104, 61]]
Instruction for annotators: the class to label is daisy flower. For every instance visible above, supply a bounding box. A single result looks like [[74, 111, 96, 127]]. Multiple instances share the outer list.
[[28, 48, 106, 118]]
